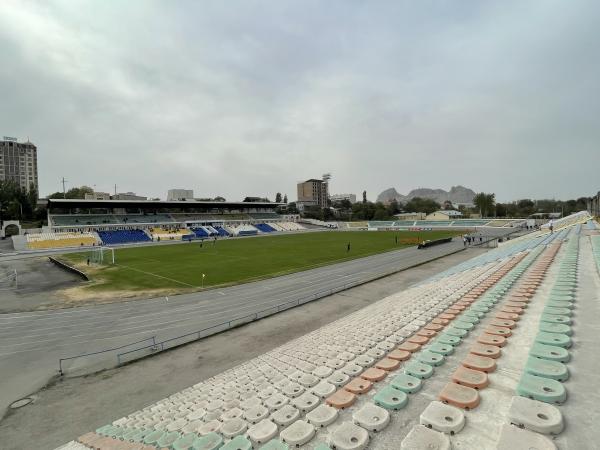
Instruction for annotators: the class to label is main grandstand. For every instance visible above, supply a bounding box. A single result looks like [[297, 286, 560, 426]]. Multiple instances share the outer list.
[[53, 211, 597, 450], [17, 199, 305, 249]]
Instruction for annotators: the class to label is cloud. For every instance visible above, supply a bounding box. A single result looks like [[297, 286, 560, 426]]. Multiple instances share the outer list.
[[0, 0, 598, 202]]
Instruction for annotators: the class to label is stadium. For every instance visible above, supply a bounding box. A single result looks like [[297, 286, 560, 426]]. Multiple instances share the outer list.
[[1, 205, 598, 450], [2, 2, 600, 449]]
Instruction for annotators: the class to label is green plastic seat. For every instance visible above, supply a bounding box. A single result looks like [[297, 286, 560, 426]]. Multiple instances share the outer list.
[[452, 320, 474, 331], [535, 332, 571, 348], [445, 327, 468, 338], [121, 429, 139, 441], [418, 350, 446, 367], [374, 385, 409, 410], [314, 444, 333, 450], [158, 431, 182, 448], [517, 373, 567, 404], [108, 426, 125, 438], [539, 321, 572, 336], [477, 300, 495, 308], [543, 306, 572, 317], [427, 342, 454, 356], [259, 439, 290, 450], [549, 294, 575, 302], [95, 425, 113, 436], [471, 304, 489, 313], [126, 429, 151, 443], [546, 300, 574, 310], [456, 315, 478, 325], [193, 432, 224, 450], [540, 314, 571, 325], [404, 361, 434, 379], [463, 309, 484, 319], [173, 433, 199, 450], [435, 334, 461, 346], [221, 435, 252, 450], [529, 342, 570, 363], [391, 373, 422, 394], [524, 356, 569, 381], [143, 430, 166, 446]]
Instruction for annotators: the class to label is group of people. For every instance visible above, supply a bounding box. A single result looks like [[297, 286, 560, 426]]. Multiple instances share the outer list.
[[462, 234, 483, 247]]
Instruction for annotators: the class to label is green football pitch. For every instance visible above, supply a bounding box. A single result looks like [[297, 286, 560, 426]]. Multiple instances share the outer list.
[[60, 230, 461, 294]]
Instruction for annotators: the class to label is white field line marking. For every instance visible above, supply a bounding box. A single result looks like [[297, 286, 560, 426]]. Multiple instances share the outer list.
[[116, 263, 197, 288]]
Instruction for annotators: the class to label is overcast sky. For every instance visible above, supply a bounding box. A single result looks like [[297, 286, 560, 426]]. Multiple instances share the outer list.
[[1, 0, 598, 202]]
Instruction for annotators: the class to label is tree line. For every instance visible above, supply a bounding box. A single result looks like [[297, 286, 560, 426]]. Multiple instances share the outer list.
[[0, 180, 42, 223]]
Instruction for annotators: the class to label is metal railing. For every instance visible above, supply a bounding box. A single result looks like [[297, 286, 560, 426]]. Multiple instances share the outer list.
[[59, 336, 156, 375], [57, 243, 466, 375]]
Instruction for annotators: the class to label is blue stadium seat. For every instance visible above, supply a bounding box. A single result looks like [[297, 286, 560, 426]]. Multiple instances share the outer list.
[[98, 230, 151, 245], [192, 228, 209, 238], [215, 226, 230, 237], [255, 223, 276, 233]]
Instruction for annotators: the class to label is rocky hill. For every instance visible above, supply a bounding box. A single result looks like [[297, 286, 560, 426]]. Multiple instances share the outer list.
[[376, 185, 476, 205]]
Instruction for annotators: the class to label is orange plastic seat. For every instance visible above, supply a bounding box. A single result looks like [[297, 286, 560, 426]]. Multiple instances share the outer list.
[[398, 342, 421, 353], [489, 318, 516, 329], [439, 313, 455, 320], [462, 354, 496, 373], [470, 343, 501, 359], [452, 366, 489, 389], [326, 389, 356, 409], [387, 349, 411, 361], [495, 312, 520, 321], [376, 357, 401, 371], [408, 335, 430, 345], [360, 367, 387, 382], [387, 349, 410, 361], [477, 333, 507, 347], [424, 323, 444, 331], [500, 306, 523, 315], [484, 326, 512, 337], [505, 300, 528, 308], [432, 317, 449, 325], [417, 329, 437, 338], [344, 377, 372, 394], [439, 382, 480, 410]]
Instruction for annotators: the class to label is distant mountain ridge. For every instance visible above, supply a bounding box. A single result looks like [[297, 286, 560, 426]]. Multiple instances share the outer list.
[[376, 185, 476, 205]]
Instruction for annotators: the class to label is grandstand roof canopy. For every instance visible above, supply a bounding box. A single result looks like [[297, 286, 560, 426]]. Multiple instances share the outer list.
[[47, 198, 281, 211]]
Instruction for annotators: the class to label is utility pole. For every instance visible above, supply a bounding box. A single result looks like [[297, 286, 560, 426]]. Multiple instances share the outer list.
[[114, 184, 117, 196], [61, 177, 68, 198]]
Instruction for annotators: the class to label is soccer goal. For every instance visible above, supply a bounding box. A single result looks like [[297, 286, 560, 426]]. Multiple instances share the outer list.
[[90, 247, 115, 265]]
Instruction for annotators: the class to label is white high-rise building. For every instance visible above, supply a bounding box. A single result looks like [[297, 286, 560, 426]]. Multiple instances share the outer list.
[[167, 189, 194, 201], [0, 137, 38, 192]]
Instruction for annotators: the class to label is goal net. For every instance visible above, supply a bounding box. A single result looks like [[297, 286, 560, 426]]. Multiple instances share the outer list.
[[90, 247, 115, 265]]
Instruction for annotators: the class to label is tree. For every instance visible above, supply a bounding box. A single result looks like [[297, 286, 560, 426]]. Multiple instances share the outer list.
[[213, 196, 226, 202], [0, 180, 39, 221], [495, 203, 507, 217], [287, 202, 298, 213], [275, 193, 282, 203], [404, 197, 440, 215], [473, 192, 496, 217], [65, 186, 94, 199], [362, 191, 367, 204], [387, 199, 400, 216], [516, 199, 535, 216], [283, 194, 288, 203]]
